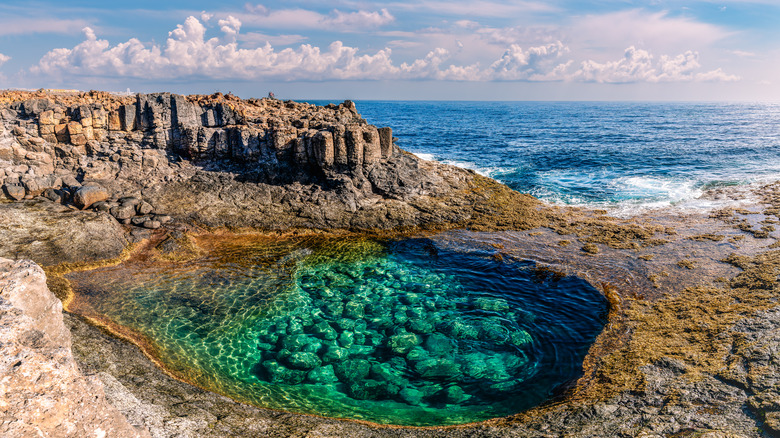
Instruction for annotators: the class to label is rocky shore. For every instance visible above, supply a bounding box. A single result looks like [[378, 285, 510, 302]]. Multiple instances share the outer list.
[[2, 90, 780, 437]]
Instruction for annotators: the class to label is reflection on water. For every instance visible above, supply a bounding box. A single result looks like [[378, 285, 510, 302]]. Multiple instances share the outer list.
[[67, 235, 607, 426]]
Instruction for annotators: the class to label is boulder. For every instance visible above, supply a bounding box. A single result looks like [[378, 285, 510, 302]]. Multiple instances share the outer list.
[[283, 351, 322, 370], [73, 185, 109, 209], [142, 219, 161, 229], [61, 174, 81, 188], [110, 204, 136, 221], [137, 201, 153, 215], [3, 184, 25, 201], [119, 196, 141, 207]]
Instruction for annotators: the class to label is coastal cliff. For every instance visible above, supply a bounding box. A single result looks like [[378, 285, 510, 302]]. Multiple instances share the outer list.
[[0, 90, 542, 232]]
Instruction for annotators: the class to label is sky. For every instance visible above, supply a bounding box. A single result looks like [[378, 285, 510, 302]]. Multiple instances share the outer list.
[[0, 1, 778, 101]]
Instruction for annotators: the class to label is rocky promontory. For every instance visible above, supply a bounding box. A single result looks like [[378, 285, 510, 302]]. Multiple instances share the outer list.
[[0, 90, 541, 233]]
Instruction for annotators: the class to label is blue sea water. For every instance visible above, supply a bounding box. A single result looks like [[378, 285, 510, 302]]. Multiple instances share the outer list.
[[320, 101, 780, 214]]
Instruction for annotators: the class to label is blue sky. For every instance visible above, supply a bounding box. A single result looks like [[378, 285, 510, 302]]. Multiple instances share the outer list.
[[0, 1, 778, 100]]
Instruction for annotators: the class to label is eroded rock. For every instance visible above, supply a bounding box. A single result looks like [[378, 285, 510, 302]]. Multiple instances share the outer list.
[[0, 258, 147, 437]]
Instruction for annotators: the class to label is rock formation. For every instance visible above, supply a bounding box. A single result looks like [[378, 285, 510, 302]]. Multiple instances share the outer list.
[[0, 90, 541, 232], [0, 257, 148, 437]]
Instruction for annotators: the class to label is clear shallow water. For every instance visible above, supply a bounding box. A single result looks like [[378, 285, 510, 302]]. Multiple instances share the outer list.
[[324, 101, 780, 213], [68, 237, 607, 426]]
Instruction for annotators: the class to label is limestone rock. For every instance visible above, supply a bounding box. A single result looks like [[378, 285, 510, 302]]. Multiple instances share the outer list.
[[0, 258, 148, 438], [73, 185, 109, 209], [111, 204, 136, 221], [2, 184, 25, 200]]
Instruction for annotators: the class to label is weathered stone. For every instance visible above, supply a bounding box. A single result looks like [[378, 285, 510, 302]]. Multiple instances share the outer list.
[[363, 125, 382, 165], [110, 204, 136, 220], [306, 365, 339, 384], [119, 104, 136, 131], [67, 120, 83, 135], [378, 126, 393, 159], [119, 196, 141, 207], [92, 107, 108, 128], [0, 258, 147, 438], [387, 331, 420, 355], [92, 201, 112, 212], [61, 174, 81, 188], [39, 109, 55, 125], [21, 177, 43, 197], [108, 111, 122, 131], [43, 188, 66, 203], [54, 123, 69, 142], [137, 201, 153, 215], [20, 98, 51, 116], [345, 124, 364, 169], [334, 359, 371, 385], [283, 351, 322, 370], [73, 185, 110, 209], [415, 357, 462, 379], [142, 219, 161, 229], [153, 214, 172, 224], [333, 125, 347, 166], [2, 184, 25, 200]]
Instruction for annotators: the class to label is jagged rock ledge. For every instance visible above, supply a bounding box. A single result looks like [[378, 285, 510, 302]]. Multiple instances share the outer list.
[[0, 90, 542, 233]]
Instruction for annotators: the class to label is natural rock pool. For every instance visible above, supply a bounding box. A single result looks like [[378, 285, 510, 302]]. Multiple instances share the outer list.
[[67, 235, 608, 426]]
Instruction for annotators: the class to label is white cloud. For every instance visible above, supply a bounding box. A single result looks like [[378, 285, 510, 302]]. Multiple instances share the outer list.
[[239, 32, 307, 47], [572, 46, 740, 83], [329, 9, 394, 28], [488, 42, 570, 80], [729, 50, 756, 58], [387, 0, 559, 17], [29, 16, 739, 84], [0, 53, 9, 67], [237, 5, 394, 31]]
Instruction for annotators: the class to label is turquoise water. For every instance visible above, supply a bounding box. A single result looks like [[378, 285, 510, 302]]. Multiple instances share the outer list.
[[68, 237, 607, 426]]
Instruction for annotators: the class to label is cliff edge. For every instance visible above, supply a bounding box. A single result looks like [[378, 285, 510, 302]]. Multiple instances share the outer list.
[[0, 90, 542, 232]]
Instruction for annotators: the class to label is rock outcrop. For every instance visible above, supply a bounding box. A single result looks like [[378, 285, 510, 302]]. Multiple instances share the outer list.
[[0, 90, 542, 232], [0, 257, 147, 437], [0, 90, 394, 196]]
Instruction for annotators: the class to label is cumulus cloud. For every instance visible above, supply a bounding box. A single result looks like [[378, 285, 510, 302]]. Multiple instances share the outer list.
[[32, 17, 401, 81], [0, 53, 10, 67], [573, 46, 740, 83], [29, 16, 739, 84], [488, 42, 570, 80]]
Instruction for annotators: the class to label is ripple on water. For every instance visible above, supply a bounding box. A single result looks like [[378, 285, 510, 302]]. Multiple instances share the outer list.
[[66, 237, 608, 426]]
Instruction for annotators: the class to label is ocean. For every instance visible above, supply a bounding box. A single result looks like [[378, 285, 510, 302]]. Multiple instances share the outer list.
[[329, 101, 780, 216]]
